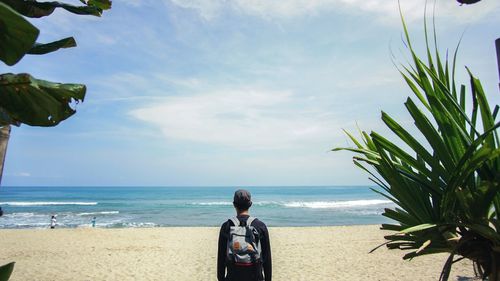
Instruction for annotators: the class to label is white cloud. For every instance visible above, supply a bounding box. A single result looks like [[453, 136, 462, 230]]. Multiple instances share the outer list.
[[8, 172, 31, 177], [129, 89, 346, 149], [169, 0, 500, 23], [121, 0, 144, 7], [170, 0, 226, 20], [94, 34, 117, 45]]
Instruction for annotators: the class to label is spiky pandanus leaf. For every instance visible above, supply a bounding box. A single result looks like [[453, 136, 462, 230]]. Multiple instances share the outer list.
[[0, 262, 15, 281], [333, 11, 499, 281]]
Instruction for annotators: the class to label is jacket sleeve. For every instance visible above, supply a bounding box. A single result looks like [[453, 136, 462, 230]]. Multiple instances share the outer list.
[[261, 224, 272, 281], [217, 223, 227, 281]]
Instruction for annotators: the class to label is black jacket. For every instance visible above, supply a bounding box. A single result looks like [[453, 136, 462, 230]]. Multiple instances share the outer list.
[[217, 215, 272, 281]]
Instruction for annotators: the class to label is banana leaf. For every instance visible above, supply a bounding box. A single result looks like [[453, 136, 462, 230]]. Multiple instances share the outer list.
[[0, 2, 39, 66], [28, 37, 77, 55], [0, 0, 111, 18], [83, 0, 111, 10], [0, 73, 85, 127]]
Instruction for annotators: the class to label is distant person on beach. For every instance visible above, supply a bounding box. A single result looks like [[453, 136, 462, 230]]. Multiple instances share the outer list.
[[91, 217, 96, 228], [0, 206, 3, 217], [217, 189, 272, 281], [50, 215, 56, 229]]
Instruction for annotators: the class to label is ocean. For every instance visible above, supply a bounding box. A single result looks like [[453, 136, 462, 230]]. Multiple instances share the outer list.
[[0, 186, 394, 228]]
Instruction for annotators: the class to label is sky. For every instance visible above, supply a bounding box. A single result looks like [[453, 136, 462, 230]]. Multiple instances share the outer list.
[[1, 0, 499, 186]]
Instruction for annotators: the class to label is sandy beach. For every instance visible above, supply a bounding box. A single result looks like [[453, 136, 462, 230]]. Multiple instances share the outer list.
[[0, 225, 475, 281]]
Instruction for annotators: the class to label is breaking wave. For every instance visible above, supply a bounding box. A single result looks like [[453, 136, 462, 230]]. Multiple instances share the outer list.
[[0, 201, 98, 206], [192, 202, 233, 206], [191, 200, 391, 209], [77, 211, 119, 216], [284, 200, 392, 209]]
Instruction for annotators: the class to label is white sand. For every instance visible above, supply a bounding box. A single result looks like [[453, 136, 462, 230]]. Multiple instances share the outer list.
[[0, 225, 475, 280]]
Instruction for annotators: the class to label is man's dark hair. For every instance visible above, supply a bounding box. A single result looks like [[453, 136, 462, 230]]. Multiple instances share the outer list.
[[233, 189, 252, 210], [233, 204, 250, 212]]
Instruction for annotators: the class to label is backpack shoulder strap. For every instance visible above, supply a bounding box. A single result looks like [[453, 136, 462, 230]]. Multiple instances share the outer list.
[[229, 217, 240, 227], [246, 216, 257, 227]]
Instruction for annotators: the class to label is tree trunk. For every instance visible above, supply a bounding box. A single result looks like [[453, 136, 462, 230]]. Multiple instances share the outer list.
[[0, 125, 11, 185], [496, 38, 500, 93]]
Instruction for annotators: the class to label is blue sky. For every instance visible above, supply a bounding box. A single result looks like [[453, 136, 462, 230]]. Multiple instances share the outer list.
[[2, 0, 499, 186]]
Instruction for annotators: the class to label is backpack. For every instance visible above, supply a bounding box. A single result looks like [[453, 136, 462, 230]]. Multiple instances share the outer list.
[[226, 216, 262, 266]]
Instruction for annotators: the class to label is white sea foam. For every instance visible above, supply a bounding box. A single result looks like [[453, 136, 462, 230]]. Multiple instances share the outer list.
[[77, 211, 119, 216], [192, 202, 233, 206], [191, 200, 391, 209], [111, 222, 158, 228], [192, 201, 277, 206], [0, 201, 98, 206], [9, 223, 51, 227], [5, 212, 36, 218], [284, 200, 392, 209]]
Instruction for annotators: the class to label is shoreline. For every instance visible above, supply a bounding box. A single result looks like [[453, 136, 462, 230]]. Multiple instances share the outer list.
[[1, 225, 476, 281], [0, 223, 388, 229]]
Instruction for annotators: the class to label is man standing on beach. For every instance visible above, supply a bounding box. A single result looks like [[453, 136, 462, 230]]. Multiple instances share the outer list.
[[217, 189, 272, 281]]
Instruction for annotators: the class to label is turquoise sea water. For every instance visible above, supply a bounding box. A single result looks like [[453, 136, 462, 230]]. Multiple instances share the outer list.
[[0, 186, 394, 228]]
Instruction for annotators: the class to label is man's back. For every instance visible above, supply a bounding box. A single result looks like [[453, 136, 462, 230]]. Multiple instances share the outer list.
[[217, 215, 272, 281]]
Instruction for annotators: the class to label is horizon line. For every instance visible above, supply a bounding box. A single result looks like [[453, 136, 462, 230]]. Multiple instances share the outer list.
[[0, 185, 377, 188]]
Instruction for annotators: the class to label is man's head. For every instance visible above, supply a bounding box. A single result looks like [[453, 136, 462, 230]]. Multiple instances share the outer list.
[[233, 189, 252, 211]]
